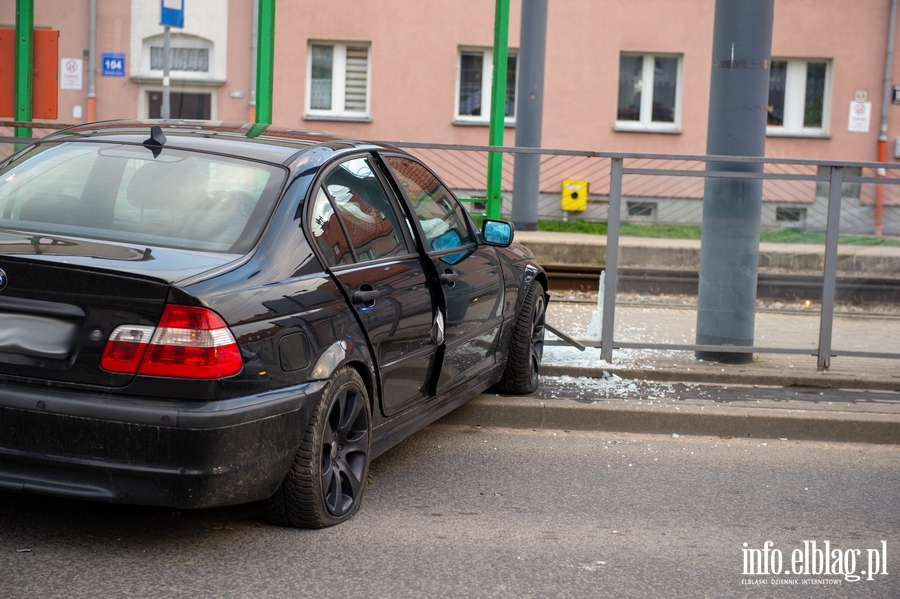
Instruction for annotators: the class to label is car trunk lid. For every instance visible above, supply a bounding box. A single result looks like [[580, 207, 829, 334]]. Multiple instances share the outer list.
[[0, 241, 236, 388]]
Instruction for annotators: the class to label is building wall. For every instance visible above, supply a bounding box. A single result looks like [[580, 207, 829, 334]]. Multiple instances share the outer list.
[[0, 0, 253, 123], [2, 0, 899, 233], [4, 0, 898, 163]]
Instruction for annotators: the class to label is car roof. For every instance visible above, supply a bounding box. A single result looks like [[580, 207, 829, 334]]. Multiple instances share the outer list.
[[39, 120, 393, 166]]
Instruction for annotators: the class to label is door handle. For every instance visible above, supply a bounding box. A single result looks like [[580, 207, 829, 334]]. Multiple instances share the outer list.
[[352, 288, 381, 304], [439, 270, 459, 286]]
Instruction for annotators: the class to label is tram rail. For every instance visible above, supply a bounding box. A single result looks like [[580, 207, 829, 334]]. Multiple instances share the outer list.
[[544, 264, 900, 304]]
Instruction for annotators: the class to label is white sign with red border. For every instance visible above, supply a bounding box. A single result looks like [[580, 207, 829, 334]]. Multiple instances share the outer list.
[[848, 101, 871, 133], [60, 58, 83, 90]]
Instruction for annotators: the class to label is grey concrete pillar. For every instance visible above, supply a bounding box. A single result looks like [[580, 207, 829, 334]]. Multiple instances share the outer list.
[[511, 0, 548, 231], [696, 0, 774, 363]]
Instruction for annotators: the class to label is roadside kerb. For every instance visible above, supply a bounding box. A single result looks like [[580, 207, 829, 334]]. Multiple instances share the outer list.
[[439, 394, 900, 445]]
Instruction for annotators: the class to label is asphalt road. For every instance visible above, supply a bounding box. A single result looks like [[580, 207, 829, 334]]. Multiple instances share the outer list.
[[1, 425, 898, 598]]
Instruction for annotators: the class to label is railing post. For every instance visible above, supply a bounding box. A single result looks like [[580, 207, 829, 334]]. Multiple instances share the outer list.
[[817, 165, 843, 371], [601, 157, 623, 363]]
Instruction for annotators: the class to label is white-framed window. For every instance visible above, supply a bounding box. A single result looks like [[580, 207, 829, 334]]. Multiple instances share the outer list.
[[305, 42, 371, 119], [455, 47, 517, 124], [616, 53, 682, 132], [141, 34, 213, 81], [767, 58, 831, 137]]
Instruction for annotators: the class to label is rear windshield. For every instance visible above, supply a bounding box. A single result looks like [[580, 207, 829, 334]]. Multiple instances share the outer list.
[[0, 141, 286, 253]]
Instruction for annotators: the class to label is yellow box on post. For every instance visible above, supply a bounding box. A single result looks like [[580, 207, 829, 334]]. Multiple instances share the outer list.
[[561, 179, 588, 211]]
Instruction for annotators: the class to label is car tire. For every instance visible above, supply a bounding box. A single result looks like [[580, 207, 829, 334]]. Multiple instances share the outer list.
[[497, 281, 546, 395], [265, 366, 371, 528]]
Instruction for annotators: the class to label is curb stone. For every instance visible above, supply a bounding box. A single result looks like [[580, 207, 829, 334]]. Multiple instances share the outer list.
[[438, 395, 900, 445]]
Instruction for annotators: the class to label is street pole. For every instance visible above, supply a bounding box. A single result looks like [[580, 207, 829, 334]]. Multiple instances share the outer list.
[[161, 25, 171, 119], [875, 0, 898, 237], [695, 0, 774, 364], [511, 0, 547, 231], [255, 0, 275, 125], [14, 0, 34, 141], [485, 0, 510, 220]]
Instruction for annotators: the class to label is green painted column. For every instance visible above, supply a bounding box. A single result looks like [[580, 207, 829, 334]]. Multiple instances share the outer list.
[[255, 0, 276, 125], [486, 0, 510, 220], [15, 0, 34, 140]]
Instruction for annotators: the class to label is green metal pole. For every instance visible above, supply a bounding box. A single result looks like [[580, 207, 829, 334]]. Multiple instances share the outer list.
[[255, 0, 275, 125], [486, 0, 510, 220], [14, 0, 34, 141]]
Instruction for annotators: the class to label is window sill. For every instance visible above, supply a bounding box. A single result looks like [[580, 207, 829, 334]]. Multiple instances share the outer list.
[[766, 129, 831, 139], [614, 124, 682, 134], [303, 115, 372, 123], [453, 120, 516, 128]]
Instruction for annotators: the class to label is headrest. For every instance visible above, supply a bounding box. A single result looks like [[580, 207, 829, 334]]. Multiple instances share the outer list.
[[126, 159, 207, 210]]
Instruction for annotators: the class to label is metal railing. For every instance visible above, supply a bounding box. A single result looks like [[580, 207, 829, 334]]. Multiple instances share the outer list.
[[3, 133, 899, 369], [389, 142, 900, 369]]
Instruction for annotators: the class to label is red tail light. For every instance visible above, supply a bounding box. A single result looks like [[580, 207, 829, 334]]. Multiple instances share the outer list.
[[101, 305, 242, 379]]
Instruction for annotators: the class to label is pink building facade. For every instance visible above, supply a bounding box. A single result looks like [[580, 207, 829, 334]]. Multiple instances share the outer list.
[[3, 0, 899, 231]]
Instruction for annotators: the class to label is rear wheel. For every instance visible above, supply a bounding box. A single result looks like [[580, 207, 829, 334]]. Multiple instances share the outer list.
[[497, 282, 546, 394], [265, 367, 371, 528]]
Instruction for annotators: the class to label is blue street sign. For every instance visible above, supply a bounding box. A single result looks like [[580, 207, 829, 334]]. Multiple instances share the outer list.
[[101, 53, 126, 77], [160, 0, 185, 28]]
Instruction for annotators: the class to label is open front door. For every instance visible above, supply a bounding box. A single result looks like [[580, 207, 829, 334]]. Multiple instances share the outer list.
[[380, 155, 505, 394]]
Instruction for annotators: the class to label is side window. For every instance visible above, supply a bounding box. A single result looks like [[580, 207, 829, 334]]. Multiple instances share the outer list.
[[384, 156, 473, 252], [320, 157, 408, 263], [310, 186, 354, 267]]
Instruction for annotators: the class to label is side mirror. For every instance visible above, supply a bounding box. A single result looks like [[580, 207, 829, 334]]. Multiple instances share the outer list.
[[481, 219, 513, 247]]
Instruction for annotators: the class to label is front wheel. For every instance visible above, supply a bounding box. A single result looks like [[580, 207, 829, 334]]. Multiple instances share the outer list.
[[265, 366, 371, 528], [497, 281, 546, 394]]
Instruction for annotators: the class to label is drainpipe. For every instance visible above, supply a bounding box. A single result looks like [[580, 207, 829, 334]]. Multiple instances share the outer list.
[[87, 0, 96, 121], [161, 25, 171, 119], [876, 0, 898, 237]]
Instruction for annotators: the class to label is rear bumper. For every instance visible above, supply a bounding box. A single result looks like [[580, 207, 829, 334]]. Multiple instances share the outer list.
[[0, 380, 326, 508]]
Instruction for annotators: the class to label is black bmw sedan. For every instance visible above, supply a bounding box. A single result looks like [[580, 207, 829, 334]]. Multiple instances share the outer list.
[[0, 121, 547, 528]]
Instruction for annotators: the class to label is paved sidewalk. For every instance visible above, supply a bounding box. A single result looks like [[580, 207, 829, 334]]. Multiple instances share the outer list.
[[543, 303, 900, 391], [438, 302, 900, 443]]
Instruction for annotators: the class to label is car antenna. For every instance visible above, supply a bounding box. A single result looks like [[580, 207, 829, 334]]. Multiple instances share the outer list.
[[143, 125, 167, 158]]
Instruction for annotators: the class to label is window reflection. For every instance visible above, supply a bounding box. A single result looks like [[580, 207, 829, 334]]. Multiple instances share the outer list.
[[617, 55, 643, 121], [322, 157, 407, 263], [768, 60, 787, 126], [384, 156, 473, 253], [310, 186, 353, 266]]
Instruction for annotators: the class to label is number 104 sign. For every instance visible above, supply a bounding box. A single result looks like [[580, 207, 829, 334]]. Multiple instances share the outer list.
[[101, 53, 126, 77]]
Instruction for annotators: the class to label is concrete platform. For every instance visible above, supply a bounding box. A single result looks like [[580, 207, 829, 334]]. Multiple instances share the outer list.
[[515, 230, 900, 274]]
